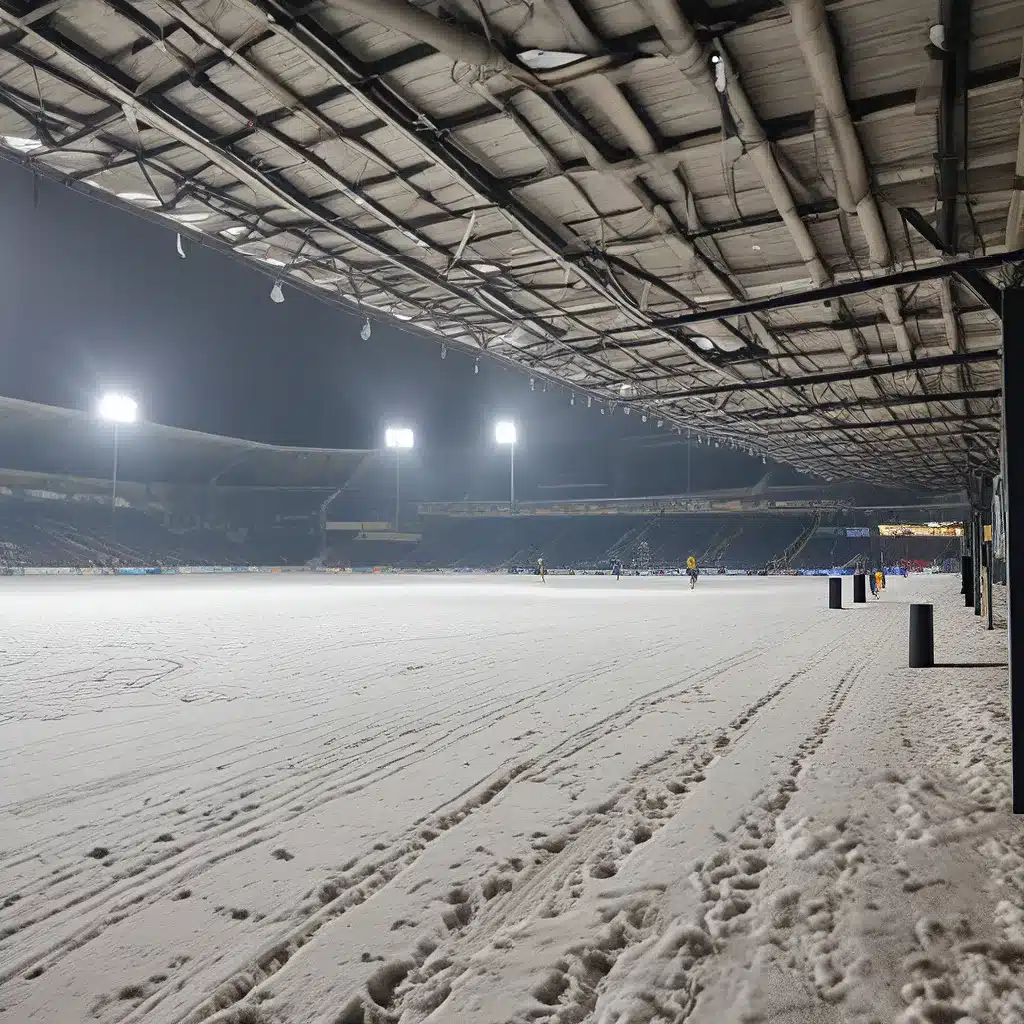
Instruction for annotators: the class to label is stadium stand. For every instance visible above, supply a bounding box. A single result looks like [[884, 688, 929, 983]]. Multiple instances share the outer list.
[[0, 397, 969, 574]]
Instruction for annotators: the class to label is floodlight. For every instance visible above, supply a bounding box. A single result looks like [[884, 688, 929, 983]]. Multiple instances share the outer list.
[[98, 393, 138, 424], [385, 427, 414, 449], [494, 421, 517, 445]]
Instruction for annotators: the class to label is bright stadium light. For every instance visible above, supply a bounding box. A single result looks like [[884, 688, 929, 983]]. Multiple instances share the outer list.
[[385, 427, 414, 449], [494, 420, 517, 445], [494, 421, 517, 510], [385, 427, 414, 530], [97, 392, 138, 546], [98, 392, 138, 423]]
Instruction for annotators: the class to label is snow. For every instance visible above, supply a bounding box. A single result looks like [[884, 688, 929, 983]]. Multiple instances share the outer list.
[[0, 573, 1017, 1023]]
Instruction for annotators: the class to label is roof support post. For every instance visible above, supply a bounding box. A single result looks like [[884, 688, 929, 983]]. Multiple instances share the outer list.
[[1002, 288, 1024, 811], [937, 0, 971, 252]]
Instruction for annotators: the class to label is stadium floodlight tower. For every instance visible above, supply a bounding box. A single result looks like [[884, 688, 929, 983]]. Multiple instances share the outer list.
[[494, 420, 517, 511], [384, 427, 414, 530], [97, 392, 138, 543]]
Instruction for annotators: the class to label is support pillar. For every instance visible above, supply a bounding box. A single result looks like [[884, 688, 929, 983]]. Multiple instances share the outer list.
[[974, 509, 983, 616], [853, 573, 866, 603], [909, 604, 934, 668], [986, 539, 995, 631], [829, 576, 842, 609], [964, 555, 975, 607], [1002, 288, 1023, 812]]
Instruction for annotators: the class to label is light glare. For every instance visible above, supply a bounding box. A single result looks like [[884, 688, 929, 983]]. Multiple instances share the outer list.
[[98, 393, 138, 424], [385, 427, 414, 449], [494, 420, 517, 445]]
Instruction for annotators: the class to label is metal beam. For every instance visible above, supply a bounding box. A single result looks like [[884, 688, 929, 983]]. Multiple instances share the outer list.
[[937, 0, 971, 251], [771, 412, 999, 435], [650, 249, 1023, 329], [645, 348, 999, 401], [745, 388, 1002, 421], [900, 206, 1002, 314]]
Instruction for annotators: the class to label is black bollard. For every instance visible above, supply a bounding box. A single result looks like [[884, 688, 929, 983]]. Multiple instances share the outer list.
[[961, 554, 970, 594], [909, 603, 934, 668], [853, 573, 866, 603], [963, 555, 974, 607], [829, 576, 842, 609]]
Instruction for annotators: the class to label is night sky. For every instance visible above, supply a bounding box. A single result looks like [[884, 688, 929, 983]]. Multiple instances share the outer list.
[[0, 157, 793, 495]]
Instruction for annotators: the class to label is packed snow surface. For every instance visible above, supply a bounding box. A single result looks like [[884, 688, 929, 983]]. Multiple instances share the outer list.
[[0, 573, 1017, 1024]]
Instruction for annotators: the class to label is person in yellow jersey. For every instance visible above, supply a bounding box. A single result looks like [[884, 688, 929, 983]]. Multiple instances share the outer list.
[[686, 554, 698, 589], [537, 557, 547, 583], [874, 568, 884, 597]]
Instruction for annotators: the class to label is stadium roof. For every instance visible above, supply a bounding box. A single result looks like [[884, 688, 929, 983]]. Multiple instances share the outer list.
[[0, 395, 371, 487], [0, 0, 1018, 488]]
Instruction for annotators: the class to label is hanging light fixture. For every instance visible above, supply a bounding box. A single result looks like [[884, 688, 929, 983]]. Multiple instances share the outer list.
[[441, 344, 447, 359], [360, 318, 371, 341], [270, 281, 284, 303]]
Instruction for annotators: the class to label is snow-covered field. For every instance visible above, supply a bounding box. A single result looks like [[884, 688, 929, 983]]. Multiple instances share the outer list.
[[0, 573, 1016, 1024]]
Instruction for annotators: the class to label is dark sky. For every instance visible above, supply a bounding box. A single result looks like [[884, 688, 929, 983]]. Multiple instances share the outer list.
[[0, 157, 658, 452]]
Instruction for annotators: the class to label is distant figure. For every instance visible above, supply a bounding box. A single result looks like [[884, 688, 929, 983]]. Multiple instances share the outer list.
[[872, 569, 883, 598], [614, 560, 622, 580], [686, 555, 698, 589], [537, 557, 547, 584]]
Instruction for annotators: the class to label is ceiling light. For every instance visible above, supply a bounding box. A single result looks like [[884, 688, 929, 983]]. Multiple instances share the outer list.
[[262, 256, 287, 267], [2, 135, 42, 152], [517, 49, 588, 70], [619, 383, 631, 394], [693, 337, 715, 351], [752, 243, 762, 252], [220, 226, 249, 240], [118, 191, 160, 206], [169, 211, 210, 224], [270, 281, 284, 303], [470, 262, 501, 274], [361, 319, 372, 341]]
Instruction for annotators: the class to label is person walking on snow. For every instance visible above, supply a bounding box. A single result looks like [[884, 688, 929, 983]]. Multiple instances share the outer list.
[[686, 555, 699, 589], [537, 557, 547, 583]]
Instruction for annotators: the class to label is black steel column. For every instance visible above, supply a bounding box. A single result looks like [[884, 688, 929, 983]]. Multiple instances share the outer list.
[[1003, 288, 1023, 812], [829, 577, 842, 609], [987, 539, 995, 630], [853, 573, 866, 603], [909, 604, 935, 668], [975, 510, 984, 616]]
